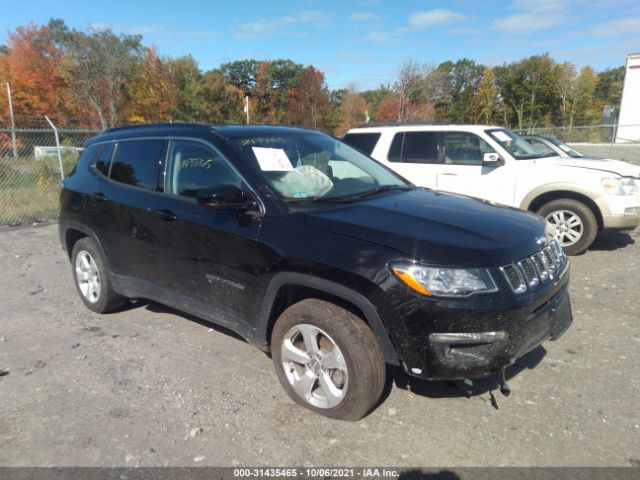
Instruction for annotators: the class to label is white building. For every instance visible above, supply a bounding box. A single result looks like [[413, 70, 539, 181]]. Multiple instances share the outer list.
[[615, 53, 640, 143]]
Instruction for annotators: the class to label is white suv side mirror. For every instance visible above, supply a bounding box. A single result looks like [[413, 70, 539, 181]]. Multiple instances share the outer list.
[[483, 152, 502, 165]]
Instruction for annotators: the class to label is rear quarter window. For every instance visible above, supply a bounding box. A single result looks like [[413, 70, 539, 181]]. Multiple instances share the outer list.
[[342, 133, 381, 155], [94, 143, 114, 175], [73, 144, 100, 174]]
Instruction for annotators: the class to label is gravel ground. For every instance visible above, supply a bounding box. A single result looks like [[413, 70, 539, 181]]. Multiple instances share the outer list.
[[0, 223, 639, 467]]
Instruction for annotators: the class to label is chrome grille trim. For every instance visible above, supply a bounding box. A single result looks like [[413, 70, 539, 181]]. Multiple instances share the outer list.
[[501, 239, 567, 294]]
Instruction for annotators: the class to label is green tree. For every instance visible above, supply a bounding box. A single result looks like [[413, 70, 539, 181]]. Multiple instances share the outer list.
[[437, 58, 484, 122], [198, 70, 243, 123], [573, 66, 599, 126], [594, 66, 625, 107], [170, 55, 202, 121], [470, 68, 499, 124], [219, 59, 260, 92], [494, 55, 559, 130]]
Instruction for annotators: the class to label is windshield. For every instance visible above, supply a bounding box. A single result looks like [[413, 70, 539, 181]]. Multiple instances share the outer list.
[[230, 132, 410, 202], [486, 128, 546, 160], [546, 136, 584, 158]]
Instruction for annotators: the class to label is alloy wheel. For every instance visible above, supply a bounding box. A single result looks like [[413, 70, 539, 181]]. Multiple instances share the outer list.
[[75, 250, 101, 303], [280, 323, 348, 409], [546, 210, 584, 247]]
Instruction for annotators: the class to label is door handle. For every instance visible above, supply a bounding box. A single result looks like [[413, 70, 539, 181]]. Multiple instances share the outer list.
[[151, 208, 177, 221], [94, 192, 107, 202]]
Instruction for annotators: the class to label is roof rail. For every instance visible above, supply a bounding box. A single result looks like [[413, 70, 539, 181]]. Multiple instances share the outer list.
[[355, 120, 451, 128], [104, 122, 211, 133]]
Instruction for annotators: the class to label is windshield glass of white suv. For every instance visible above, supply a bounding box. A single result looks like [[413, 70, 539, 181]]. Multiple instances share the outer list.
[[547, 136, 584, 158], [487, 128, 545, 160], [231, 132, 409, 201]]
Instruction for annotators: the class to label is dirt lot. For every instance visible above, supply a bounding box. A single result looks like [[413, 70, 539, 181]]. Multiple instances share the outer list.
[[1, 223, 639, 467]]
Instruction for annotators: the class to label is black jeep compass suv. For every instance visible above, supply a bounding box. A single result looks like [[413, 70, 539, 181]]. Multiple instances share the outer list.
[[59, 123, 572, 420]]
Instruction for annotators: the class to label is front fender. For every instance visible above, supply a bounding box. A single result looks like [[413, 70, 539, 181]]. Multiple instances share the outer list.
[[256, 272, 400, 365]]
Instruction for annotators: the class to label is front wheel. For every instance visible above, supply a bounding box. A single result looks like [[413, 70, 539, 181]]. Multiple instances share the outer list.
[[271, 299, 386, 421], [537, 199, 598, 255]]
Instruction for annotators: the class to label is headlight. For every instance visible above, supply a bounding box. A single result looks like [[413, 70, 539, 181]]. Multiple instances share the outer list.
[[601, 177, 638, 196], [390, 263, 498, 297]]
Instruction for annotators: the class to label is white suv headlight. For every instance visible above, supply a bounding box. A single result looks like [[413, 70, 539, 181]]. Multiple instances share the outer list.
[[391, 263, 498, 297], [601, 177, 638, 196]]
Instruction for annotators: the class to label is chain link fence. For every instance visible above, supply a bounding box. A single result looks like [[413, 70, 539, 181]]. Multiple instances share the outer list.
[[0, 127, 99, 226], [521, 124, 621, 143]]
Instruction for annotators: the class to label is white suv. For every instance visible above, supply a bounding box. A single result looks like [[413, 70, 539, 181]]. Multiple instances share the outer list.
[[343, 124, 640, 255]]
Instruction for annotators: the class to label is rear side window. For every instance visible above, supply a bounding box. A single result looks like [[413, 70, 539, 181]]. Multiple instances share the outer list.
[[110, 139, 165, 190], [388, 132, 441, 164], [94, 143, 114, 175], [342, 133, 381, 155]]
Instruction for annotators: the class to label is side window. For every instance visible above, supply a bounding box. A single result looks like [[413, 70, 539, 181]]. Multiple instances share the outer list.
[[389, 132, 440, 164], [166, 140, 242, 199], [528, 138, 555, 156], [388, 133, 404, 162], [110, 139, 164, 190], [342, 133, 381, 155], [94, 143, 114, 176], [443, 132, 494, 166]]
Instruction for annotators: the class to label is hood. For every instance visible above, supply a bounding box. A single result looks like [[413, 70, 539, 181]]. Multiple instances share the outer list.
[[304, 189, 547, 267], [539, 156, 640, 178]]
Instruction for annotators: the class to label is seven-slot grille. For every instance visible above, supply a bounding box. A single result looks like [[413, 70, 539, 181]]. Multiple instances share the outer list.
[[500, 239, 567, 294]]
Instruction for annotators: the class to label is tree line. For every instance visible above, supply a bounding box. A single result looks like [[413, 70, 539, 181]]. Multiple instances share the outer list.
[[0, 20, 626, 135]]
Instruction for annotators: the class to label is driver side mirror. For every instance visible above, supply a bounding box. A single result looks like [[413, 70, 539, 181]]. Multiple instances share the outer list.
[[197, 185, 259, 212], [483, 152, 503, 166]]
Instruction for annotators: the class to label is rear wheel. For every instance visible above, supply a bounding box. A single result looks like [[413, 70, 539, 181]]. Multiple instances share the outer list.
[[271, 299, 386, 421], [71, 238, 127, 313], [537, 198, 598, 255]]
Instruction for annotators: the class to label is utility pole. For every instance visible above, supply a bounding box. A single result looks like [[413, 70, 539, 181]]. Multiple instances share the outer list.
[[6, 82, 18, 160], [244, 95, 250, 124]]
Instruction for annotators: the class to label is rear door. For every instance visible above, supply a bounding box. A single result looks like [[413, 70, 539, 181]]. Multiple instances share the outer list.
[[383, 131, 441, 188], [91, 138, 167, 283]]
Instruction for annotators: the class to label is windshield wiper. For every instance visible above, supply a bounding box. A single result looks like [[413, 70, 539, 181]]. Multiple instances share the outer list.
[[317, 185, 411, 202]]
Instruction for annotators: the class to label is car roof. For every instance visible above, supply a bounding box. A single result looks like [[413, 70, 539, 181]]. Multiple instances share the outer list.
[[87, 123, 323, 144], [346, 124, 503, 134]]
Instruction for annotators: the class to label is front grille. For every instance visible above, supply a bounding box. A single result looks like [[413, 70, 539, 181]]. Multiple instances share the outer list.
[[501, 239, 567, 294]]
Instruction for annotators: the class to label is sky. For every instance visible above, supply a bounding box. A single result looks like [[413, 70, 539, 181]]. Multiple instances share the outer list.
[[1, 0, 639, 89]]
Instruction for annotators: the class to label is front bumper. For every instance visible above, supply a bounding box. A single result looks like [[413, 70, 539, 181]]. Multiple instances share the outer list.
[[602, 210, 639, 229], [425, 287, 572, 379], [376, 261, 572, 381], [597, 194, 639, 229]]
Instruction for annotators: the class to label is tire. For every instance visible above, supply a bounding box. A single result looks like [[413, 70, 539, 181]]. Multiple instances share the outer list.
[[71, 237, 127, 313], [537, 199, 598, 255], [271, 298, 386, 421]]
